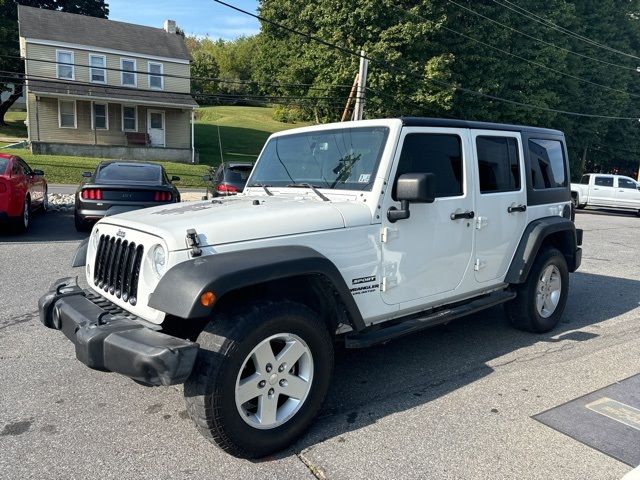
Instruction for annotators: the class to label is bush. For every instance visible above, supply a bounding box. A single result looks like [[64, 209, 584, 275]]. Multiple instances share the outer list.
[[272, 106, 306, 123]]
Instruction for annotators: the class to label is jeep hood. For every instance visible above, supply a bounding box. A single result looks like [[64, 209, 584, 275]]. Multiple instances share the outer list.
[[98, 194, 372, 251]]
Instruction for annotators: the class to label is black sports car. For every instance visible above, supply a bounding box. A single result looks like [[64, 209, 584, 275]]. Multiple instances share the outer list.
[[74, 161, 181, 232]]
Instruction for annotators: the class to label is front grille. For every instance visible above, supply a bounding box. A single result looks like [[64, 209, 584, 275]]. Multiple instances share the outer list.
[[93, 234, 143, 306]]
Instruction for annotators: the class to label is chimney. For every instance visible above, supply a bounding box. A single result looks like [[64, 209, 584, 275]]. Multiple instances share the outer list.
[[163, 19, 177, 34]]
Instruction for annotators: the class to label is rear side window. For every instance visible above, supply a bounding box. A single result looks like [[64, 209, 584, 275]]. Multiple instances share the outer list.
[[528, 139, 566, 189], [476, 136, 520, 193], [394, 133, 463, 199], [580, 175, 590, 185], [595, 176, 613, 187]]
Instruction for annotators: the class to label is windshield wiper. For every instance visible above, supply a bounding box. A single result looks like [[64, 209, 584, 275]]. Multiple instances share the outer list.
[[249, 182, 273, 196], [286, 183, 330, 202]]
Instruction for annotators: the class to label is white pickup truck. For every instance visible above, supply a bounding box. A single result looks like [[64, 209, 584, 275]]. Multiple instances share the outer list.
[[571, 173, 640, 215]]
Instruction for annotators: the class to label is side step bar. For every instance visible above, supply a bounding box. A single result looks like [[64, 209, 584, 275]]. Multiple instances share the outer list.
[[345, 290, 516, 349]]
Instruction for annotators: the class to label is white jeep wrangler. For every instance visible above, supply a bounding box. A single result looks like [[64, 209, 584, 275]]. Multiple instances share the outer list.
[[39, 118, 582, 458]]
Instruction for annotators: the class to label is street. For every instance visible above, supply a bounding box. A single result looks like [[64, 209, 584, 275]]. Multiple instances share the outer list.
[[1, 209, 638, 480]]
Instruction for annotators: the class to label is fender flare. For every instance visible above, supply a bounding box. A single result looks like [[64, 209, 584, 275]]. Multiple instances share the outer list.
[[148, 245, 366, 331], [505, 216, 581, 284]]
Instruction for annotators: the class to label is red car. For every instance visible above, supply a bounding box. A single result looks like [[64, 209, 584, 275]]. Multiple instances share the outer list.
[[0, 153, 48, 232]]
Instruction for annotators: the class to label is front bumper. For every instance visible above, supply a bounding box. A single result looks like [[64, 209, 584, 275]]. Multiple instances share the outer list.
[[38, 278, 198, 386]]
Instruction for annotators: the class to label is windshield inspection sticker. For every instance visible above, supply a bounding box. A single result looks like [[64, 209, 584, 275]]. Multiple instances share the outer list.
[[358, 174, 371, 183]]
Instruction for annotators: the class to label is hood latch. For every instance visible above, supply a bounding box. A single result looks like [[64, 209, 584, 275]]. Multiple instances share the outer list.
[[186, 229, 202, 257]]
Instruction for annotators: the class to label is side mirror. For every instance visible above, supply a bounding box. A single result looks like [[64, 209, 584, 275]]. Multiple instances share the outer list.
[[171, 175, 180, 182], [32, 169, 44, 176], [82, 171, 92, 178], [388, 173, 436, 223]]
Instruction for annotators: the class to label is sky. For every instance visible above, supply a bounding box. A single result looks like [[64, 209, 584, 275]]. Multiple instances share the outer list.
[[107, 0, 260, 40]]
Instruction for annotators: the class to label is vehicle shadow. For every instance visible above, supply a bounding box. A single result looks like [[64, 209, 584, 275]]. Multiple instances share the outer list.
[[254, 270, 639, 459], [0, 210, 87, 243]]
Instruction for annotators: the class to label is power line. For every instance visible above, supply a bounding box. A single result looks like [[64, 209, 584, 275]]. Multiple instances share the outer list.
[[213, 0, 640, 121], [0, 71, 356, 105], [394, 5, 640, 100], [491, 0, 640, 62], [446, 0, 638, 73], [0, 53, 355, 91]]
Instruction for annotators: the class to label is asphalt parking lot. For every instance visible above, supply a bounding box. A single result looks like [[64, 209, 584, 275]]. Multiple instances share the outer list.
[[1, 208, 639, 480]]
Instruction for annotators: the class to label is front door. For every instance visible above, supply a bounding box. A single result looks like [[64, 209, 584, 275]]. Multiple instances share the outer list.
[[380, 128, 475, 307], [471, 130, 527, 283], [147, 110, 165, 147], [615, 177, 640, 209]]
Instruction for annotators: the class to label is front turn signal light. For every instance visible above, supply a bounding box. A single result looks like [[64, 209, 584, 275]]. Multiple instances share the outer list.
[[200, 291, 216, 307]]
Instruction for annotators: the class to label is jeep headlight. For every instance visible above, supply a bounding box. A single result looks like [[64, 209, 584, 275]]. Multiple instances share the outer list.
[[152, 244, 167, 277]]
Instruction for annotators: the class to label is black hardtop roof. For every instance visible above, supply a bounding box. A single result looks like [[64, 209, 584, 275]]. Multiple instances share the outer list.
[[401, 117, 564, 136]]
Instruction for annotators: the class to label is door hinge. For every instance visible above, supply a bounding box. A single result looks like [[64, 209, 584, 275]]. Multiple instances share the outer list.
[[381, 262, 398, 291], [475, 216, 488, 230], [474, 258, 486, 271], [381, 227, 398, 243]]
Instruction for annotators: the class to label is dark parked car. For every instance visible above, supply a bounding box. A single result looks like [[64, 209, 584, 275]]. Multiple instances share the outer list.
[[205, 162, 253, 196], [74, 161, 180, 232], [0, 153, 48, 232]]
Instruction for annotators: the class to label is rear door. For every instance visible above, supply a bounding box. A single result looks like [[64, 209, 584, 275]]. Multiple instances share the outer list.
[[590, 176, 616, 206], [471, 131, 527, 283], [615, 177, 640, 209]]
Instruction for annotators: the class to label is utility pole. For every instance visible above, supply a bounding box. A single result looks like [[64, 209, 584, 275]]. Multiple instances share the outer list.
[[353, 50, 368, 121], [340, 74, 359, 122]]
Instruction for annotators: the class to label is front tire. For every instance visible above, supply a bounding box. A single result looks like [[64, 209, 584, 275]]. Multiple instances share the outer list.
[[505, 247, 569, 333], [184, 300, 334, 458]]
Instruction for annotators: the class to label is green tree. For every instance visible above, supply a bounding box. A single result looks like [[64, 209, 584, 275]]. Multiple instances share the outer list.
[[0, 0, 109, 125]]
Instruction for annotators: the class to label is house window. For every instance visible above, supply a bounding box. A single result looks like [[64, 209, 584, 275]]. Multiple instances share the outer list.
[[122, 105, 137, 131], [92, 103, 108, 130], [58, 99, 76, 128], [89, 54, 107, 84], [121, 58, 137, 86], [56, 50, 74, 80], [148, 62, 163, 90]]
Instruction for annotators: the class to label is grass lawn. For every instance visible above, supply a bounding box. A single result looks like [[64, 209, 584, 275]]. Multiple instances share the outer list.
[[0, 106, 312, 188], [0, 111, 28, 141]]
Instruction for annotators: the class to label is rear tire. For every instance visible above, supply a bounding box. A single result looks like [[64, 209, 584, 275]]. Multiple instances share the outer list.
[[74, 212, 90, 232], [184, 300, 333, 458], [505, 247, 569, 333]]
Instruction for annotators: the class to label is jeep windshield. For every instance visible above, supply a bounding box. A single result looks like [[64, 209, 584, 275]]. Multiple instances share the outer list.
[[248, 126, 389, 191]]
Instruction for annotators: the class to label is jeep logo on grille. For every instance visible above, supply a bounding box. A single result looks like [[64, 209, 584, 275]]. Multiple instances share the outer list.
[[116, 229, 126, 238]]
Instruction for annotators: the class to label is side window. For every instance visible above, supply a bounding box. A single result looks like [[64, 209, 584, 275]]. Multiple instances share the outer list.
[[594, 176, 613, 187], [618, 178, 637, 189], [393, 133, 463, 199], [476, 136, 520, 193], [12, 162, 22, 176], [18, 159, 32, 175], [580, 175, 590, 185], [528, 139, 566, 189]]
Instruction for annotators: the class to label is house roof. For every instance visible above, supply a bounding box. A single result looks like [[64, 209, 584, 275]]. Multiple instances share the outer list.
[[28, 80, 198, 108], [18, 5, 190, 61]]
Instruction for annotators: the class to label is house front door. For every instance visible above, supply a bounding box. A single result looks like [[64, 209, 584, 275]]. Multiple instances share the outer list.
[[147, 110, 165, 147]]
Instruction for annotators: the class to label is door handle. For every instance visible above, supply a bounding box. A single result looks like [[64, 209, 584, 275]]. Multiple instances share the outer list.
[[593, 187, 600, 190], [507, 204, 527, 213], [450, 210, 475, 220]]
